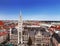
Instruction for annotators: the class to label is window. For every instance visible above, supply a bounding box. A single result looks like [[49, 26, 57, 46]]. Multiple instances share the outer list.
[[11, 28, 17, 35], [22, 31, 28, 35], [37, 44, 41, 46]]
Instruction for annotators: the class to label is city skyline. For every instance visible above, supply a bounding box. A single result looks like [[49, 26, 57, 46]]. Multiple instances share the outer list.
[[0, 0, 60, 20]]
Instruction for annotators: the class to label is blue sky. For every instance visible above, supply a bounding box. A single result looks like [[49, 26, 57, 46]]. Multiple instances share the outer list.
[[0, 0, 60, 20], [0, 0, 20, 20]]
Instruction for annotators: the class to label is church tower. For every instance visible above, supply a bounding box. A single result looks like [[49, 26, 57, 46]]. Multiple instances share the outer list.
[[18, 11, 23, 46]]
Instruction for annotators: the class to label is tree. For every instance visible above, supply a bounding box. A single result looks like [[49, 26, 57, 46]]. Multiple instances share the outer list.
[[27, 37, 32, 46], [0, 44, 3, 46]]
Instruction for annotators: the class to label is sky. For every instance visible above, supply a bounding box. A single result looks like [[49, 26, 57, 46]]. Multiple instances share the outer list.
[[0, 0, 60, 20]]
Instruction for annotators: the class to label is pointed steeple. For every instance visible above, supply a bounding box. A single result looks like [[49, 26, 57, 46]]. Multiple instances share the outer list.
[[20, 10, 22, 16], [19, 10, 23, 23], [18, 10, 23, 46]]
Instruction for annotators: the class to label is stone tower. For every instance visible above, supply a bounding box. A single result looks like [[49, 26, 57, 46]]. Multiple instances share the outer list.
[[18, 11, 23, 46]]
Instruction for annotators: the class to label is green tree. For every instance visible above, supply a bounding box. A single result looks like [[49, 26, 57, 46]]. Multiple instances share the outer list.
[[27, 37, 32, 46], [0, 44, 2, 46]]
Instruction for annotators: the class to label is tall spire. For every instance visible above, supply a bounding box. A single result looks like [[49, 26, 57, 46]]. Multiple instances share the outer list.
[[19, 10, 22, 22], [20, 10, 22, 16], [18, 11, 23, 46]]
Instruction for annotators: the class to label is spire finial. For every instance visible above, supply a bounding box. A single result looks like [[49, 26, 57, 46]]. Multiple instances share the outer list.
[[19, 10, 23, 23], [20, 10, 22, 18]]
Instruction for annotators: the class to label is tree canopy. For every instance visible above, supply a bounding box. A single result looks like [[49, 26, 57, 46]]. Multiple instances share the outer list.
[[27, 37, 32, 46]]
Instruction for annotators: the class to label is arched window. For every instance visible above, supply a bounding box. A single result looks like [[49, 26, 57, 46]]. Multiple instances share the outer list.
[[11, 28, 17, 35]]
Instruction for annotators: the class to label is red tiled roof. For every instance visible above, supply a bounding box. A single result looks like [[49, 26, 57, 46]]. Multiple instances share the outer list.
[[50, 25, 60, 30], [0, 31, 8, 36], [0, 21, 4, 26]]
